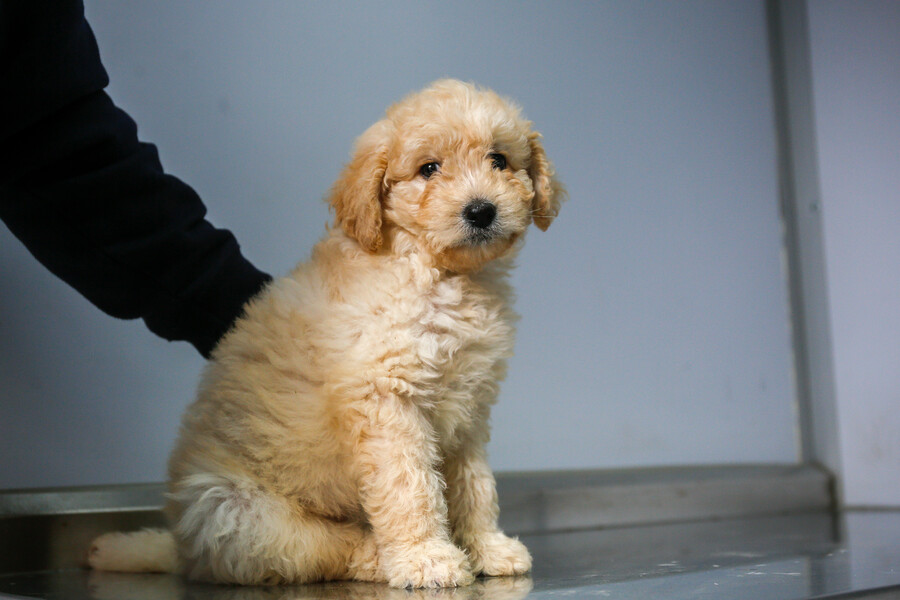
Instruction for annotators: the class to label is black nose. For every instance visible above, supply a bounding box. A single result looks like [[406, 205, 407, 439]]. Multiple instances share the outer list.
[[462, 200, 497, 229]]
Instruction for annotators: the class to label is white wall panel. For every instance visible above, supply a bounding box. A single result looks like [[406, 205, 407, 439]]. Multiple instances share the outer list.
[[807, 0, 900, 507]]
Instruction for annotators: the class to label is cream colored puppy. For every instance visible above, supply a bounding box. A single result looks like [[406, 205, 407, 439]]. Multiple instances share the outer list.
[[89, 79, 562, 589]]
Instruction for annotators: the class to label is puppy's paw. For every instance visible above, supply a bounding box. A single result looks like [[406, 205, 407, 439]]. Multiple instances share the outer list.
[[88, 533, 123, 571], [347, 535, 386, 583], [88, 529, 177, 573], [467, 532, 532, 577], [386, 539, 474, 588]]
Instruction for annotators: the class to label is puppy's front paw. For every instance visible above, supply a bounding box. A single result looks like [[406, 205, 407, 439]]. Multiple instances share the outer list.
[[467, 532, 532, 577], [386, 539, 474, 588]]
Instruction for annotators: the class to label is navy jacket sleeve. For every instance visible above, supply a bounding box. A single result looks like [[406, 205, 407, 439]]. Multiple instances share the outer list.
[[0, 2, 272, 358]]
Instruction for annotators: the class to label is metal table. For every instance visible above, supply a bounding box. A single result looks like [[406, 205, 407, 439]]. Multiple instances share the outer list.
[[2, 469, 899, 599]]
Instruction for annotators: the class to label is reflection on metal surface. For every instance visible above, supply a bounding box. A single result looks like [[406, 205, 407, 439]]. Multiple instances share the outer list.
[[3, 511, 900, 599], [2, 469, 899, 599], [1, 571, 532, 600], [0, 511, 166, 575], [90, 572, 532, 600]]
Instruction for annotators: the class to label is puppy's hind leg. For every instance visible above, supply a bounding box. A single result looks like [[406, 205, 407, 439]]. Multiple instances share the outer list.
[[89, 528, 178, 573], [171, 474, 381, 585]]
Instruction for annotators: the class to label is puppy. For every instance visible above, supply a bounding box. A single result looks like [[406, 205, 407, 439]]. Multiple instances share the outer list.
[[89, 79, 562, 589]]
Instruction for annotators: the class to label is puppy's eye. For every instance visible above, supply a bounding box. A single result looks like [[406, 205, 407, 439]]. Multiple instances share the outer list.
[[419, 162, 441, 179], [489, 153, 507, 170]]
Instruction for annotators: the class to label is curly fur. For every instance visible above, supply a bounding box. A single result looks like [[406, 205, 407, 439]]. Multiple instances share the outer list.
[[89, 79, 563, 588]]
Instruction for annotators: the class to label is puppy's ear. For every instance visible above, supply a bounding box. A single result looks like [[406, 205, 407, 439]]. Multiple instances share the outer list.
[[329, 120, 392, 252], [527, 131, 564, 231]]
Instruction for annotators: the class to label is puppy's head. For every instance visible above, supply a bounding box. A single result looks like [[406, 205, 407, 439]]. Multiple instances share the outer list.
[[329, 79, 563, 272]]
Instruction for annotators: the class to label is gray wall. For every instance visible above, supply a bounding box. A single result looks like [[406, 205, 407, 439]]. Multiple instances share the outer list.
[[0, 1, 797, 488]]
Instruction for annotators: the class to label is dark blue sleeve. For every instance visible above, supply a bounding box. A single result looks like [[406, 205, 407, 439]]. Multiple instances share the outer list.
[[0, 1, 272, 358]]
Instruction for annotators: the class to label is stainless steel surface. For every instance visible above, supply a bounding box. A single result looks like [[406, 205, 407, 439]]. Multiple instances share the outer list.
[[0, 485, 164, 518], [496, 464, 831, 533], [5, 469, 899, 599], [0, 464, 833, 528], [3, 511, 900, 599]]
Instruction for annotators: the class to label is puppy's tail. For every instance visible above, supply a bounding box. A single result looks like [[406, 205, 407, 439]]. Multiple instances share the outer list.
[[88, 528, 178, 574]]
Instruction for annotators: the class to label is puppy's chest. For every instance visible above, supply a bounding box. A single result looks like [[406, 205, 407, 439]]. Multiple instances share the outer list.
[[381, 278, 512, 403]]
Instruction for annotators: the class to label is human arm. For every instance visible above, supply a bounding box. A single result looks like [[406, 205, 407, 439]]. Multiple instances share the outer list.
[[0, 1, 271, 357]]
